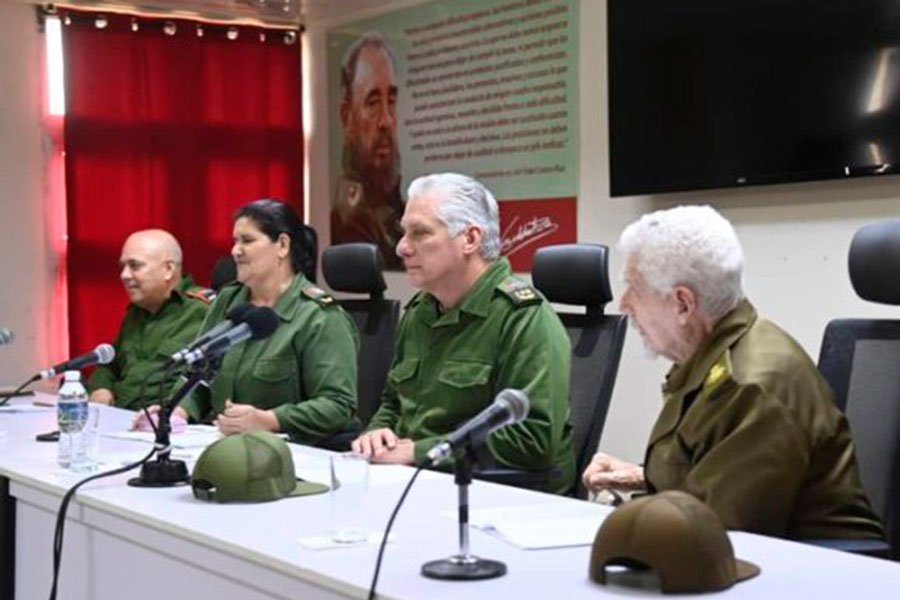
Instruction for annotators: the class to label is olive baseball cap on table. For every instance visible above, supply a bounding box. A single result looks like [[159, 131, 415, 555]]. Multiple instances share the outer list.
[[191, 431, 328, 502], [589, 490, 760, 594]]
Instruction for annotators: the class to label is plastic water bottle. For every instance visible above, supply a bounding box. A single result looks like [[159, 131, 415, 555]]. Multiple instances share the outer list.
[[57, 370, 88, 469]]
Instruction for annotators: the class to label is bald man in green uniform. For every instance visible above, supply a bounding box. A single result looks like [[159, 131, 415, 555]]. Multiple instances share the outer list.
[[89, 229, 212, 410], [352, 173, 575, 495], [582, 206, 882, 540]]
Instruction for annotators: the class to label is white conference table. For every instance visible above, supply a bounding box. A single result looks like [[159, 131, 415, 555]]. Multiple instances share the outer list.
[[2, 394, 900, 600]]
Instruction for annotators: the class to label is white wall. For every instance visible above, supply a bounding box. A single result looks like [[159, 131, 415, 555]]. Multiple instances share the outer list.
[[0, 1, 60, 385], [305, 0, 900, 463], [2, 0, 899, 458]]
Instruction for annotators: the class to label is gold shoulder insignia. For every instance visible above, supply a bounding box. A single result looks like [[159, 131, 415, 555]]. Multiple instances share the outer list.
[[702, 352, 732, 395], [301, 285, 336, 307], [184, 287, 216, 305], [497, 276, 541, 306]]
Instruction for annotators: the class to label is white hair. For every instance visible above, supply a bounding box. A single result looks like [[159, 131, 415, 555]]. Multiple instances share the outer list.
[[619, 205, 744, 319], [407, 173, 501, 260]]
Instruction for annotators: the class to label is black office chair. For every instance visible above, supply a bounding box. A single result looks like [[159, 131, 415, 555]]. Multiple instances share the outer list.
[[322, 243, 399, 427], [532, 244, 628, 499], [814, 219, 900, 559], [473, 244, 627, 496], [210, 255, 237, 292], [296, 223, 318, 283]]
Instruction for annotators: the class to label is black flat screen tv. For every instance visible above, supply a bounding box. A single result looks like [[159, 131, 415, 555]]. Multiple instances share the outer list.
[[608, 0, 900, 196]]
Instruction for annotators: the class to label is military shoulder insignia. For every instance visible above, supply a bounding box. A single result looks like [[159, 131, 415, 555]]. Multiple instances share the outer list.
[[702, 352, 732, 396], [184, 287, 216, 305], [497, 276, 541, 306], [301, 285, 336, 307]]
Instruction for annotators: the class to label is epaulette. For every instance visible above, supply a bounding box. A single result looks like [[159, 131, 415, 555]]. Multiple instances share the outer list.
[[184, 287, 216, 305], [301, 284, 336, 307], [701, 351, 733, 397], [496, 276, 541, 307]]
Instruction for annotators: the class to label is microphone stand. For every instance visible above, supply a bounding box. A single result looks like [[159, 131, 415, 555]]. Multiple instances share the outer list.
[[421, 447, 507, 580], [128, 356, 222, 488]]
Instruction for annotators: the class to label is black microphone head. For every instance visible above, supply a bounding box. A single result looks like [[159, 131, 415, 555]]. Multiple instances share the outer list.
[[496, 389, 529, 424], [226, 304, 254, 323], [95, 343, 116, 365], [244, 307, 279, 340]]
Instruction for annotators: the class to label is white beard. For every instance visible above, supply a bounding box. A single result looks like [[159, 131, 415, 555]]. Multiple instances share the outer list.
[[629, 317, 660, 360]]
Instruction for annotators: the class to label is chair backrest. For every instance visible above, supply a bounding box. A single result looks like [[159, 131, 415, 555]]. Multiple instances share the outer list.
[[322, 243, 399, 425], [210, 255, 237, 292], [533, 243, 628, 499], [296, 223, 318, 284], [817, 219, 900, 558]]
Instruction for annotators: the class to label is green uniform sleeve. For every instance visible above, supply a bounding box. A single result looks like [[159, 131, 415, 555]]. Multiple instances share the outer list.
[[270, 308, 359, 441], [88, 321, 125, 394], [88, 361, 119, 394], [680, 384, 810, 535], [483, 304, 572, 471]]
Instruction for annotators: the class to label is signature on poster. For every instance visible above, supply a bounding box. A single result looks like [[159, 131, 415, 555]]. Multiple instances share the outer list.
[[501, 215, 560, 257]]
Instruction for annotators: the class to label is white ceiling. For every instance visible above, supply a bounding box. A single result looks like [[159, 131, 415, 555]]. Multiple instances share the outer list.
[[13, 0, 393, 26]]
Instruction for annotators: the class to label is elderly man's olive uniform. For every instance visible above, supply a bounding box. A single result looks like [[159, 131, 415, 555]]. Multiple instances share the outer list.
[[645, 299, 883, 539], [367, 258, 575, 495], [89, 276, 212, 410], [180, 274, 359, 445]]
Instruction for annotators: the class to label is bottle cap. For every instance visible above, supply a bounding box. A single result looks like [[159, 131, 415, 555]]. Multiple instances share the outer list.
[[63, 370, 81, 382]]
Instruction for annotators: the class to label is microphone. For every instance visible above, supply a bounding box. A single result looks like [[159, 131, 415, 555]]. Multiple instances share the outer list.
[[171, 304, 254, 362], [37, 343, 116, 380], [426, 389, 530, 466], [182, 307, 279, 365], [0, 328, 13, 346]]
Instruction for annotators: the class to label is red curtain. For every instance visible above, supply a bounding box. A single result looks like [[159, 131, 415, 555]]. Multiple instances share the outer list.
[[61, 10, 303, 355]]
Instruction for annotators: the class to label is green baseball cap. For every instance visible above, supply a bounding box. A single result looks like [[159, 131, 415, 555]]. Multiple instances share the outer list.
[[191, 431, 328, 502], [589, 490, 760, 593]]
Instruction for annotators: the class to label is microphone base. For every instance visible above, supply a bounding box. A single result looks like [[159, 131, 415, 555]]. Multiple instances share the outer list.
[[127, 457, 190, 488], [421, 555, 506, 580]]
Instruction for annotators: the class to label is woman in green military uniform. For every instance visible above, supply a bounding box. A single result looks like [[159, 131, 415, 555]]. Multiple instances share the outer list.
[[138, 200, 359, 444]]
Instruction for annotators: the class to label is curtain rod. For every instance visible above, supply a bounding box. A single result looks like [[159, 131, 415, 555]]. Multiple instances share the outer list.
[[40, 2, 304, 30]]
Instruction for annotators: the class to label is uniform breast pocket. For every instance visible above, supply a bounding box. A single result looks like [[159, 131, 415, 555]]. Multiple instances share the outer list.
[[437, 360, 493, 419], [646, 436, 694, 492], [388, 359, 419, 399], [250, 357, 299, 408]]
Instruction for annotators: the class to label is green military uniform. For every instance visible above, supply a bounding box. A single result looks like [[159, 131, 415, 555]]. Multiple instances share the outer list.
[[367, 258, 576, 495], [645, 299, 883, 539], [89, 275, 212, 410], [180, 273, 359, 445]]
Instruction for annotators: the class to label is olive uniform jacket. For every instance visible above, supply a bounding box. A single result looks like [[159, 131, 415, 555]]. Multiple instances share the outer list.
[[180, 274, 359, 444], [367, 258, 576, 495], [645, 299, 883, 540], [89, 275, 212, 410]]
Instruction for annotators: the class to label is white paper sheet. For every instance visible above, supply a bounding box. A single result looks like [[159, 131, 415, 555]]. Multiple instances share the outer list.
[[0, 405, 54, 414], [297, 531, 393, 550], [102, 424, 223, 449], [443, 502, 612, 550]]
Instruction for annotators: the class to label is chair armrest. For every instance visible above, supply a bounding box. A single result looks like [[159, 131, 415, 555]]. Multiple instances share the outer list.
[[316, 426, 363, 452], [472, 465, 562, 489], [802, 538, 891, 559]]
